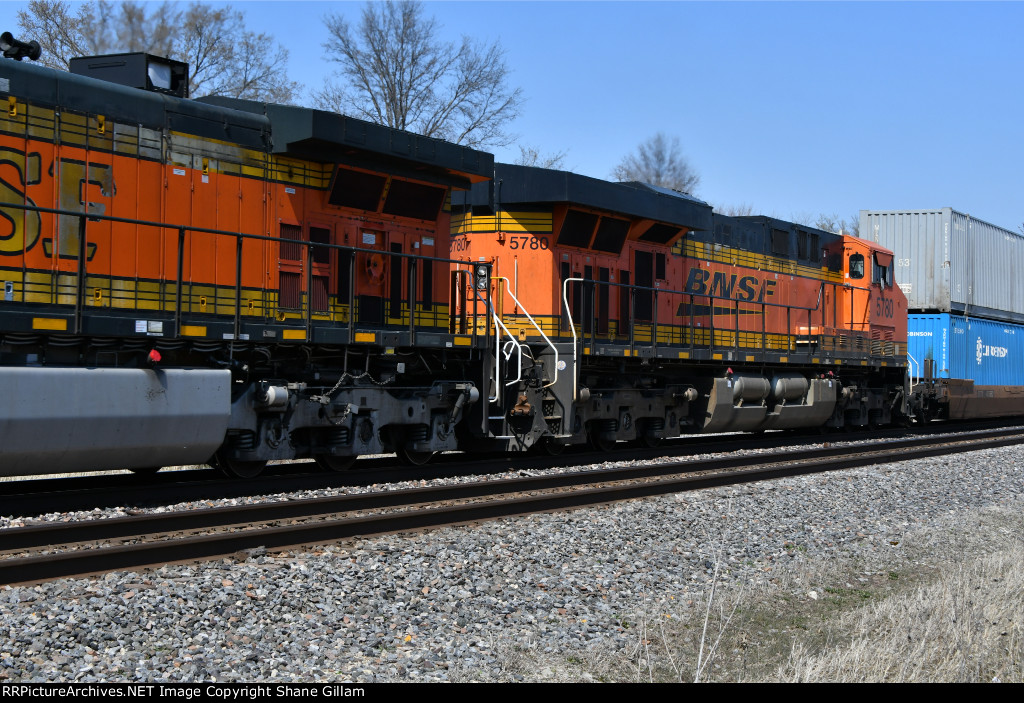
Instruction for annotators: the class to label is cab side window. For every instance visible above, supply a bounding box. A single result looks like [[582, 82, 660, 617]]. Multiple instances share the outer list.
[[873, 254, 893, 287], [849, 253, 865, 279]]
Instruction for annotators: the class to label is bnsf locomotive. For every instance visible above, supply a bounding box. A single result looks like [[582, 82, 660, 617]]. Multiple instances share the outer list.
[[451, 166, 908, 454], [0, 42, 1010, 479], [0, 48, 493, 477]]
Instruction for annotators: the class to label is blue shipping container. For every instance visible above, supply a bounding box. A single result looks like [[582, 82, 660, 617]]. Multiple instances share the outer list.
[[907, 314, 1024, 386]]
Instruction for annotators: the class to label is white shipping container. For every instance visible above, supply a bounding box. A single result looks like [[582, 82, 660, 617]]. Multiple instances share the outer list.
[[860, 208, 1024, 324]]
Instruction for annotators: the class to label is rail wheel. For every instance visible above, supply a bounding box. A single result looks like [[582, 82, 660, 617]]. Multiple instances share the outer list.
[[396, 445, 434, 466], [215, 454, 267, 479], [588, 429, 617, 453], [314, 454, 358, 472], [633, 433, 663, 449], [532, 437, 565, 456]]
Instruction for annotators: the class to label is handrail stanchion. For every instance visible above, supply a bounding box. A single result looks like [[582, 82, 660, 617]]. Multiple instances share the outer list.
[[653, 288, 659, 356], [629, 287, 635, 355], [733, 298, 739, 351], [710, 294, 716, 356], [304, 244, 313, 337], [761, 301, 766, 358], [689, 293, 695, 355], [408, 258, 417, 343], [175, 226, 185, 335], [74, 214, 87, 334], [234, 232, 243, 339], [347, 253, 356, 339]]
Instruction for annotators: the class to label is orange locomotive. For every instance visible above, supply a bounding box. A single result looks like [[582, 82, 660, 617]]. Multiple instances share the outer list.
[[0, 50, 493, 476], [0, 42, 914, 478], [452, 166, 909, 451]]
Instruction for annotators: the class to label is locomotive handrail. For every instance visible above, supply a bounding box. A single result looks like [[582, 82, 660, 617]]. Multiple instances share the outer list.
[[458, 269, 515, 404], [561, 272, 828, 317], [0, 200, 486, 341], [558, 271, 900, 385], [494, 277, 558, 389], [0, 201, 480, 268], [491, 308, 524, 396]]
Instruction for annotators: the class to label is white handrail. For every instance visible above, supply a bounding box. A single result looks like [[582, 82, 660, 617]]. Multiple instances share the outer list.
[[907, 351, 919, 387], [488, 298, 524, 398], [495, 276, 559, 389], [466, 276, 522, 404]]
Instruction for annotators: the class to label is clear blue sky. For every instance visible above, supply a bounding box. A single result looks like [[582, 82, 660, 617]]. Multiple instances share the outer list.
[[2, 1, 1022, 231]]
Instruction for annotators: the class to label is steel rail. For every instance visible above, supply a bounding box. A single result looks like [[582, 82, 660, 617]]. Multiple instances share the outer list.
[[3, 421, 1023, 519], [5, 426, 1023, 551], [2, 430, 1023, 585]]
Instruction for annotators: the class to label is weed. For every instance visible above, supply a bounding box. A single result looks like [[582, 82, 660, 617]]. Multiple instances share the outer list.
[[823, 586, 872, 601]]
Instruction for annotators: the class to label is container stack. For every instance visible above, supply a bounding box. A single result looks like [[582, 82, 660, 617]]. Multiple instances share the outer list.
[[860, 208, 1024, 386]]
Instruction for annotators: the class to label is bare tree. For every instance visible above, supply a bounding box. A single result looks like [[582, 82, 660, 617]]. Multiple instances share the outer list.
[[314, 0, 522, 148], [715, 203, 757, 217], [814, 213, 842, 233], [15, 0, 100, 68], [17, 0, 299, 102], [178, 3, 298, 102], [612, 133, 700, 194], [117, 0, 176, 56], [789, 211, 815, 227], [514, 145, 567, 169], [813, 212, 860, 237], [847, 212, 860, 238]]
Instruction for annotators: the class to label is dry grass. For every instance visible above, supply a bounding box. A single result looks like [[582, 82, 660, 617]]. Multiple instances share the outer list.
[[778, 545, 1024, 682], [495, 503, 1024, 682]]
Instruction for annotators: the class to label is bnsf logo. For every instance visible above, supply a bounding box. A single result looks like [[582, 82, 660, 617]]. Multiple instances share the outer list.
[[976, 337, 1009, 364], [684, 268, 777, 302]]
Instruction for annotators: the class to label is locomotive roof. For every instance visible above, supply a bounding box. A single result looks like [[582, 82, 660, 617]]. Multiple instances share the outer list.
[[453, 164, 714, 231], [199, 97, 493, 190], [0, 57, 492, 191], [732, 215, 839, 236], [0, 57, 268, 149]]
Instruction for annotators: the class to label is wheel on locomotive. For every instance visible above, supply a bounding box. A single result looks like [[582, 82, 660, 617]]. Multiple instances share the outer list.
[[314, 455, 359, 472], [214, 454, 269, 480]]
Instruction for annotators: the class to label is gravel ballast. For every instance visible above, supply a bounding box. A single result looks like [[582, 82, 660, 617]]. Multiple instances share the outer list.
[[1, 440, 1023, 682]]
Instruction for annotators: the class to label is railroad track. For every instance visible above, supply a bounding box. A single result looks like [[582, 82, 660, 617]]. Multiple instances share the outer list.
[[3, 427, 1024, 586], [4, 417, 1022, 518]]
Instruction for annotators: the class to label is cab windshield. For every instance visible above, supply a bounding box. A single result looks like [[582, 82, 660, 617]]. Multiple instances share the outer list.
[[849, 253, 865, 279]]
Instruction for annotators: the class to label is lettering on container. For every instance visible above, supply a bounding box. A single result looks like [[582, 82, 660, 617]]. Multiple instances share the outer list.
[[976, 337, 1008, 365]]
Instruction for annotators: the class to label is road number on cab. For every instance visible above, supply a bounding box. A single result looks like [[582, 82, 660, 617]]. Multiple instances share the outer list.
[[509, 236, 549, 250]]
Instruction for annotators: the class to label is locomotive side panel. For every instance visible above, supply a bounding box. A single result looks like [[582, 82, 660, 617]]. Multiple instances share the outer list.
[[451, 207, 557, 328]]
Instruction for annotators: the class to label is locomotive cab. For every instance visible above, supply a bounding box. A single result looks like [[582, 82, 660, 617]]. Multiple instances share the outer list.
[[839, 235, 907, 349]]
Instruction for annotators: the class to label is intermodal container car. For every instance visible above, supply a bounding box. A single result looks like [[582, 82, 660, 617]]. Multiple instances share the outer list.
[[907, 313, 1024, 386]]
